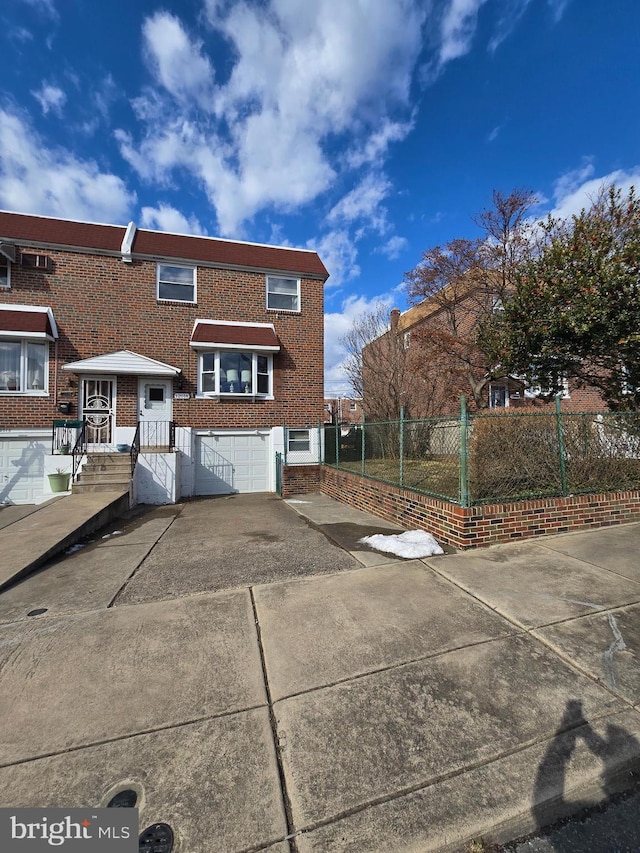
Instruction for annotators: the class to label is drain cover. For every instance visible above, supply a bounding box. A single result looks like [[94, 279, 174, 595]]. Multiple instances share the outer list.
[[27, 608, 48, 617], [107, 789, 137, 808], [139, 823, 173, 852]]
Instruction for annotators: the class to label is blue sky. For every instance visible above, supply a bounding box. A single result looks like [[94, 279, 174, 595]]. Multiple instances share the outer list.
[[1, 0, 639, 396]]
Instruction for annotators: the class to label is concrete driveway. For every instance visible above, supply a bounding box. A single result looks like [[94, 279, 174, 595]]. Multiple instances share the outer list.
[[0, 494, 639, 852]]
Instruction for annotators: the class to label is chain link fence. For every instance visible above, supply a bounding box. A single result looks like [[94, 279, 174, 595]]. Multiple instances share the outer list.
[[322, 401, 640, 506]]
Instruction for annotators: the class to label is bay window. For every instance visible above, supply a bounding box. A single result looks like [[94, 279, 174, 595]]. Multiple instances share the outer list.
[[0, 339, 47, 393], [199, 350, 273, 397]]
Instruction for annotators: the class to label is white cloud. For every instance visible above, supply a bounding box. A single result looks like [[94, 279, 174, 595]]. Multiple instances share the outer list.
[[438, 0, 489, 65], [378, 235, 409, 259], [347, 118, 415, 170], [118, 0, 427, 236], [0, 109, 135, 222], [140, 204, 206, 236], [327, 174, 392, 232], [142, 12, 216, 111], [17, 0, 57, 17], [308, 229, 361, 289], [31, 83, 66, 116], [324, 292, 396, 395], [537, 162, 640, 223], [488, 0, 534, 52]]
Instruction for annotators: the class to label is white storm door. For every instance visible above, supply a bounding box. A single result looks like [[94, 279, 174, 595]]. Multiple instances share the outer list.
[[138, 378, 173, 448], [82, 377, 115, 446]]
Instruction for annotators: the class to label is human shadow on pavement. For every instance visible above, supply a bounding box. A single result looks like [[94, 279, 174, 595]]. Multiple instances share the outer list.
[[529, 699, 640, 851]]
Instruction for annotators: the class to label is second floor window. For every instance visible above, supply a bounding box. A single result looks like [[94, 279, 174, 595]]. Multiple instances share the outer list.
[[0, 258, 9, 289], [266, 276, 300, 312], [157, 264, 196, 303]]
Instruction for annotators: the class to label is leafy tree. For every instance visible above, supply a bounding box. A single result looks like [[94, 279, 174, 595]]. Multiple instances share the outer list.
[[404, 188, 539, 409], [480, 186, 640, 410]]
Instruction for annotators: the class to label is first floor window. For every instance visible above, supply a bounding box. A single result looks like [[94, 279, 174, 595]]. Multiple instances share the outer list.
[[0, 340, 47, 392], [199, 350, 273, 397], [288, 429, 310, 452]]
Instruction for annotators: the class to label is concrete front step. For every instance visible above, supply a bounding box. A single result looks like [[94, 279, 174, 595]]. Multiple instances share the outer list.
[[73, 482, 130, 494], [80, 471, 131, 483], [73, 453, 132, 494]]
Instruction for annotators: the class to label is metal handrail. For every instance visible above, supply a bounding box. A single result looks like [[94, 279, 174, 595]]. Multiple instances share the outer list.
[[130, 423, 141, 475], [71, 421, 88, 480]]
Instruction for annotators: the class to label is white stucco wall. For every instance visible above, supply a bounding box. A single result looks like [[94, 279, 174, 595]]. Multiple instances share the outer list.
[[133, 452, 180, 505]]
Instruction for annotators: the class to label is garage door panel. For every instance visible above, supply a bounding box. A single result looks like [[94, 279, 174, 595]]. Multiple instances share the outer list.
[[0, 438, 47, 505], [195, 433, 269, 496]]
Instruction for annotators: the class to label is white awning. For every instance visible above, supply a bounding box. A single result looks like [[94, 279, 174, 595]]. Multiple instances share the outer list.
[[62, 350, 181, 376]]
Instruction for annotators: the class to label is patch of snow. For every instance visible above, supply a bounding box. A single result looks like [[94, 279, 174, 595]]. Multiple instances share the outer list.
[[359, 530, 444, 558], [101, 530, 123, 539], [65, 543, 86, 555]]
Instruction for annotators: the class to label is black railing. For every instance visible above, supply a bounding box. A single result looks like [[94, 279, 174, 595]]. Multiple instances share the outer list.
[[137, 420, 175, 450], [51, 419, 84, 455], [130, 423, 141, 475], [71, 421, 88, 481]]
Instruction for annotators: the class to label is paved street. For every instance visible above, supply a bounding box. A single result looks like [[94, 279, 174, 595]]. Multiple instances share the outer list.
[[0, 494, 639, 852]]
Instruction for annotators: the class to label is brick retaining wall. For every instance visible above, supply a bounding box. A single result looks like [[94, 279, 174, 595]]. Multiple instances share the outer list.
[[320, 466, 640, 549], [282, 465, 322, 496]]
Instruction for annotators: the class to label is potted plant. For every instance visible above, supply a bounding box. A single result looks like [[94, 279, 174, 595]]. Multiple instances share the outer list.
[[48, 468, 71, 493], [58, 443, 71, 455]]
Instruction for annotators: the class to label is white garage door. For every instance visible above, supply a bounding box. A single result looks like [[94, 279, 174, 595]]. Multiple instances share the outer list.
[[195, 432, 270, 495], [0, 435, 48, 504]]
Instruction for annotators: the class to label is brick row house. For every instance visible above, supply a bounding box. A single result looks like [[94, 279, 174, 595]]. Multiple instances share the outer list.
[[371, 276, 609, 418], [0, 211, 328, 504]]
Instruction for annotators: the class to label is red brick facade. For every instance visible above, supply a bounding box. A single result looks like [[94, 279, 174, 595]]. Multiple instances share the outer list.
[[320, 466, 640, 549], [381, 286, 611, 416], [0, 213, 327, 432]]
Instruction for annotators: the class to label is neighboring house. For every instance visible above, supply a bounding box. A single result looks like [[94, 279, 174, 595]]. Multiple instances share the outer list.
[[323, 397, 363, 425], [0, 211, 328, 504], [387, 284, 608, 415]]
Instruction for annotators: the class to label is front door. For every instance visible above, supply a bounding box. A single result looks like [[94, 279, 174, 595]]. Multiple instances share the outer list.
[[82, 377, 115, 446], [138, 378, 173, 448]]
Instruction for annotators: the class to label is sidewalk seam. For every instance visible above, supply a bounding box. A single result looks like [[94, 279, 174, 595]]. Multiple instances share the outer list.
[[250, 586, 298, 853]]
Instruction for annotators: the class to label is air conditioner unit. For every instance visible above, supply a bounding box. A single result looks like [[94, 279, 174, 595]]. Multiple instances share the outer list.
[[21, 253, 52, 271]]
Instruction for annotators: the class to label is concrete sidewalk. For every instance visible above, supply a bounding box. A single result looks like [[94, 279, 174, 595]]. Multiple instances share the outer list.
[[0, 492, 639, 852]]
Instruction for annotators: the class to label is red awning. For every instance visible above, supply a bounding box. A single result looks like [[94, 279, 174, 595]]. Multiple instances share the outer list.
[[190, 321, 280, 351], [0, 306, 57, 339]]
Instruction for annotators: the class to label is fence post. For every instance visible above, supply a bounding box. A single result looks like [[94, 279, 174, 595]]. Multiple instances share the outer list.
[[399, 406, 405, 487], [335, 420, 340, 467], [361, 414, 366, 477], [317, 420, 322, 464], [283, 421, 287, 466], [555, 394, 568, 495], [459, 395, 469, 507]]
